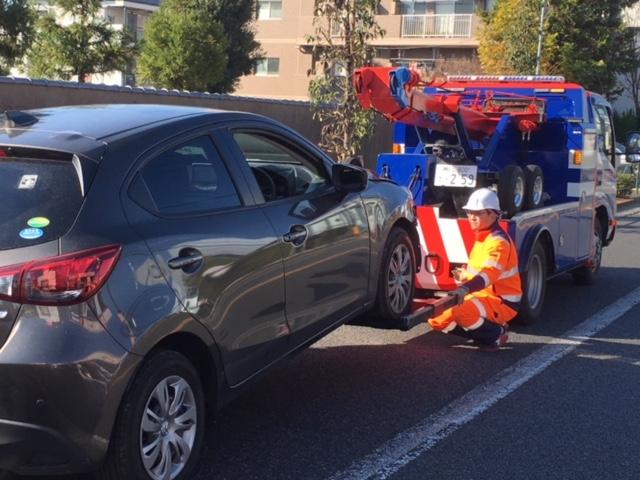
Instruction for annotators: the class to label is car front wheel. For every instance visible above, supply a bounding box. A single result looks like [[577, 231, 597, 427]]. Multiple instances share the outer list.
[[98, 350, 206, 480], [373, 227, 416, 321]]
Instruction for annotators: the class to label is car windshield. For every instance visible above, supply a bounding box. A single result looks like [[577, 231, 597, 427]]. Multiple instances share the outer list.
[[0, 154, 88, 250]]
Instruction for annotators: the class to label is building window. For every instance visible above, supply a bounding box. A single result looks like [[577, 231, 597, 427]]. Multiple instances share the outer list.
[[258, 0, 282, 20], [255, 58, 280, 76]]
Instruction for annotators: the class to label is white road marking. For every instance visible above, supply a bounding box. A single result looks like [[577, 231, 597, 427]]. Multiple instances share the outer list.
[[328, 285, 640, 480]]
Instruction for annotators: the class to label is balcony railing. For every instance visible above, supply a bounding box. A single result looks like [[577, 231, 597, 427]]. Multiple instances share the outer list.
[[330, 21, 343, 37], [401, 14, 473, 38]]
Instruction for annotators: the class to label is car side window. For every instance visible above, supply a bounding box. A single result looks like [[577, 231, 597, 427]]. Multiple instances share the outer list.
[[595, 105, 614, 160], [134, 136, 241, 215], [232, 131, 330, 202]]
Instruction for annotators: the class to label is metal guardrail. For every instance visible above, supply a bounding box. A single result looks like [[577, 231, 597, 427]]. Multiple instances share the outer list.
[[401, 14, 473, 38]]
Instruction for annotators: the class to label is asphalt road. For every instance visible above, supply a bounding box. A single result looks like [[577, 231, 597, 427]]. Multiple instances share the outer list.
[[9, 205, 640, 480]]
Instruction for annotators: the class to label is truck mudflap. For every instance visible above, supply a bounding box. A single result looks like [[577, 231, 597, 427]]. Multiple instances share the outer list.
[[398, 295, 458, 331]]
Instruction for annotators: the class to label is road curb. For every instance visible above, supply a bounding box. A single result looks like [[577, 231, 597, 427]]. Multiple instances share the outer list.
[[617, 196, 640, 212]]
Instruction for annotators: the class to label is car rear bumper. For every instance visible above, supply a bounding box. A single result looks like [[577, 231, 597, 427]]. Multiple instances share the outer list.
[[0, 303, 137, 475], [0, 418, 92, 475]]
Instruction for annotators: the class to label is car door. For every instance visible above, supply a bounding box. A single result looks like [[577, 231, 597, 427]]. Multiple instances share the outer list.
[[124, 131, 288, 386], [217, 124, 370, 344], [589, 101, 617, 251]]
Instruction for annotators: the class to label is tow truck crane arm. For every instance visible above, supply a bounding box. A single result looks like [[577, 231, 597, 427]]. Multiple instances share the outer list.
[[353, 66, 546, 141]]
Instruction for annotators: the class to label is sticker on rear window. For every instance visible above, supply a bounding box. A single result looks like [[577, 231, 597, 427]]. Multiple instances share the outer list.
[[27, 217, 50, 228], [18, 175, 38, 189], [19, 228, 44, 240]]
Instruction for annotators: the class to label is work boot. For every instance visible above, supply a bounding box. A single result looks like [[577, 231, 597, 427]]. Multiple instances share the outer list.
[[477, 325, 509, 352], [448, 326, 474, 340], [465, 320, 508, 351]]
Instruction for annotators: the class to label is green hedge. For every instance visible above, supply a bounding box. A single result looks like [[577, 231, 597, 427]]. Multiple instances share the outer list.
[[617, 173, 636, 198]]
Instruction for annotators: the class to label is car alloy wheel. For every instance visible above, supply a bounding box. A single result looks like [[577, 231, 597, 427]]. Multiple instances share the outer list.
[[140, 375, 198, 480], [97, 350, 205, 480], [387, 243, 413, 315]]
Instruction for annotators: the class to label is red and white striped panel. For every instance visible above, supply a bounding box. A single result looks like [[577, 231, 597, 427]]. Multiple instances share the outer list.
[[415, 206, 473, 291], [415, 206, 512, 291]]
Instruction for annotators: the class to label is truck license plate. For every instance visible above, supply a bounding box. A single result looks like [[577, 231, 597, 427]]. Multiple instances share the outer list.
[[433, 164, 477, 188]]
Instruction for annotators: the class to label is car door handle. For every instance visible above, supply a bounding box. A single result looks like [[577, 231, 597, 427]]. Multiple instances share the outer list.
[[283, 225, 308, 246], [168, 250, 203, 271]]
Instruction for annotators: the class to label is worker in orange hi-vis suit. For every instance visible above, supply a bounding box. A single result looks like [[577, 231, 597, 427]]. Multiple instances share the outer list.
[[429, 188, 522, 350]]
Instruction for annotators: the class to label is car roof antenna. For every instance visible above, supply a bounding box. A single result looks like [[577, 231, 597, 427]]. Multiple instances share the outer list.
[[4, 110, 39, 128]]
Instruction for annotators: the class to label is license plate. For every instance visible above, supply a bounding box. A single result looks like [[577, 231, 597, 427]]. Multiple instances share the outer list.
[[433, 164, 477, 188]]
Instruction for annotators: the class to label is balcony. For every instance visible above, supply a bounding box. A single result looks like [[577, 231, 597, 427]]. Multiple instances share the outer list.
[[299, 13, 479, 48], [401, 14, 473, 38]]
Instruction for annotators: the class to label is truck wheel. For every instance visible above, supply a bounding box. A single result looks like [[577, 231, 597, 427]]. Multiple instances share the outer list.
[[572, 222, 603, 285], [524, 165, 544, 210], [98, 351, 206, 480], [515, 241, 547, 324], [498, 165, 525, 218], [373, 227, 416, 321]]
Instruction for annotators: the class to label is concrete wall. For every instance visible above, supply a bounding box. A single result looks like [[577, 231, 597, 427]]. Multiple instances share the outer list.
[[0, 77, 392, 169]]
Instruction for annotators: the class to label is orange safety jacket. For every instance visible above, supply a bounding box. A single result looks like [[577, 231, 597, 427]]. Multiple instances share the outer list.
[[461, 222, 522, 312]]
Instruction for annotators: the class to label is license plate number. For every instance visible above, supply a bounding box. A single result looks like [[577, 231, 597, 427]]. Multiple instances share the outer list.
[[434, 164, 477, 188]]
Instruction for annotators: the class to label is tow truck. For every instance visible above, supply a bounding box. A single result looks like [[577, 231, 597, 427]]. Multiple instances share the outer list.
[[353, 67, 619, 329]]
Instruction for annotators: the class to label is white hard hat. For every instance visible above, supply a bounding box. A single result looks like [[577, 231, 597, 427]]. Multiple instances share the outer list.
[[462, 188, 501, 212]]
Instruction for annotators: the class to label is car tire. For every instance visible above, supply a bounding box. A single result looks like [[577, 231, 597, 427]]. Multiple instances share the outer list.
[[499, 165, 526, 218], [97, 350, 206, 480], [572, 221, 603, 285], [515, 241, 547, 325], [524, 165, 544, 210], [373, 227, 416, 321]]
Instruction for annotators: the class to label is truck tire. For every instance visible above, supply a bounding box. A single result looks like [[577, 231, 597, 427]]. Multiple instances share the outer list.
[[373, 227, 416, 321], [515, 241, 547, 324], [572, 222, 603, 285], [498, 165, 525, 218], [524, 165, 544, 210]]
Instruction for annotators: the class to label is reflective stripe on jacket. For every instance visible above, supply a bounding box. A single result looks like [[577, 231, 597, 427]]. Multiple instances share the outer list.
[[463, 224, 522, 311]]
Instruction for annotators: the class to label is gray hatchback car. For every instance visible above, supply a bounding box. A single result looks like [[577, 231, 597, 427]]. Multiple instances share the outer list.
[[0, 105, 419, 479]]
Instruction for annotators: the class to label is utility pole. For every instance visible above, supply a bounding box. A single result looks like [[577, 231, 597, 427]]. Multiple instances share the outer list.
[[535, 0, 549, 75]]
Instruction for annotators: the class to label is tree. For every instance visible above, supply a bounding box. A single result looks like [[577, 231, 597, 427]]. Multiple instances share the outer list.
[[205, 0, 262, 93], [27, 0, 136, 82], [138, 0, 260, 93], [0, 0, 36, 75], [479, 0, 637, 99], [306, 0, 385, 162], [620, 34, 640, 116], [478, 0, 552, 75], [138, 0, 228, 92], [545, 0, 637, 100]]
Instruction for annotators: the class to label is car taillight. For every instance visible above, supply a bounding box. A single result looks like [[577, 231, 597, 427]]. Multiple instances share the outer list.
[[0, 245, 121, 306]]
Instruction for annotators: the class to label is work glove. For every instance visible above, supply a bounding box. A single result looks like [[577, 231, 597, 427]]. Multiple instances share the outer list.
[[452, 267, 468, 283], [448, 285, 469, 306]]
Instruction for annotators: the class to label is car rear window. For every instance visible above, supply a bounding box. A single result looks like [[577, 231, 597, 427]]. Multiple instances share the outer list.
[[0, 156, 87, 250]]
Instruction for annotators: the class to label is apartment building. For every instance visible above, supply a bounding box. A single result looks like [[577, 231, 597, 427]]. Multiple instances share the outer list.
[[98, 0, 160, 86], [235, 0, 495, 100]]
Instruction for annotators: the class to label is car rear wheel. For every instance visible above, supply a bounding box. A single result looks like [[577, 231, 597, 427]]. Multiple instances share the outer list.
[[373, 227, 416, 321], [98, 350, 206, 480]]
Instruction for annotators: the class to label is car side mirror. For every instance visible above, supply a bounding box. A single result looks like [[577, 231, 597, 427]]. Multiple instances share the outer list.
[[332, 163, 368, 193], [626, 132, 640, 163]]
